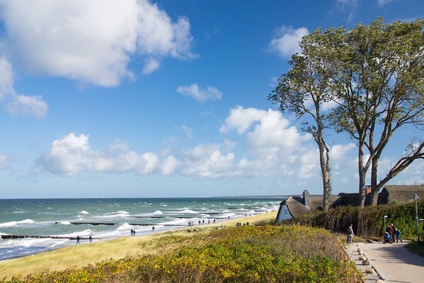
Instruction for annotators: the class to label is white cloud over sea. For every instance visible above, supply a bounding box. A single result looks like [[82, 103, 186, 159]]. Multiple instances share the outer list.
[[35, 107, 359, 182]]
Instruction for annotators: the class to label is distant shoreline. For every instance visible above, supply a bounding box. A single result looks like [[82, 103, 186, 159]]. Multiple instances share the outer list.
[[0, 211, 277, 265]]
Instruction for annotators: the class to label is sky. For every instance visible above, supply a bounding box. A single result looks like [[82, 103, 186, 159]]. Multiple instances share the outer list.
[[0, 0, 423, 199]]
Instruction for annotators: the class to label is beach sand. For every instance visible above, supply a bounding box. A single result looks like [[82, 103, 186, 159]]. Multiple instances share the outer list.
[[0, 211, 277, 280]]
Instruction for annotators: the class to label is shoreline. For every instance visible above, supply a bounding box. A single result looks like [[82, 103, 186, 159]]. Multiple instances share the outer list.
[[0, 211, 277, 275]]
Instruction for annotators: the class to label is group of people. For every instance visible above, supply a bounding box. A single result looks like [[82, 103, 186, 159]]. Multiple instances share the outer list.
[[75, 235, 92, 244], [188, 219, 216, 226], [384, 223, 402, 243], [346, 222, 403, 244], [130, 226, 155, 236]]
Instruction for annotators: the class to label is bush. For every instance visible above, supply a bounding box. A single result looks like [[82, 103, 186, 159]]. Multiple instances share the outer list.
[[1, 226, 362, 283]]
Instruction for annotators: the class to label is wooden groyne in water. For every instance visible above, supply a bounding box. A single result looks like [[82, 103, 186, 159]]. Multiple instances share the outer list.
[[1, 235, 96, 240]]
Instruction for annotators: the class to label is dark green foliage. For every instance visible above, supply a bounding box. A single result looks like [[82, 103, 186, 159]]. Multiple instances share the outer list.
[[284, 201, 424, 239]]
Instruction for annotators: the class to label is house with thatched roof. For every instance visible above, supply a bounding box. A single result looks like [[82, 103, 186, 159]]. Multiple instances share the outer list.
[[275, 190, 350, 222], [276, 185, 424, 222], [378, 185, 424, 205]]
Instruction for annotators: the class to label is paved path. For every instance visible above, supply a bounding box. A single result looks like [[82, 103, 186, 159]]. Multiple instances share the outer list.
[[347, 241, 424, 283]]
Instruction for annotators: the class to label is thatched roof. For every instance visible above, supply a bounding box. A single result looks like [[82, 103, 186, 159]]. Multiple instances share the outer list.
[[378, 185, 424, 204], [279, 185, 424, 221], [282, 194, 342, 219]]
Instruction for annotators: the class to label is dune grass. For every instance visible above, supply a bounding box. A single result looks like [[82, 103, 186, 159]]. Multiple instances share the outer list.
[[0, 212, 276, 280]]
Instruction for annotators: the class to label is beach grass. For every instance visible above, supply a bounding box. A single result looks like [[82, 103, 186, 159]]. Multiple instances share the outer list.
[[0, 212, 276, 280]]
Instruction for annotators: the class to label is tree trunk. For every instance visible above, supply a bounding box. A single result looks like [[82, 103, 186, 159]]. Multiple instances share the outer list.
[[368, 156, 379, 206], [358, 145, 367, 207], [317, 126, 331, 212]]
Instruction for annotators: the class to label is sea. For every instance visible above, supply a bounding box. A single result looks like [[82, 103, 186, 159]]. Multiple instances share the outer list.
[[0, 197, 283, 261]]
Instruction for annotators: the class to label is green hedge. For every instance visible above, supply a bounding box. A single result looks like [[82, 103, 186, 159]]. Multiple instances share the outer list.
[[287, 200, 424, 239]]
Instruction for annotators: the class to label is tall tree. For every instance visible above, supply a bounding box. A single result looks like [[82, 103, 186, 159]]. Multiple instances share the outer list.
[[270, 18, 424, 208], [269, 28, 344, 212], [330, 18, 424, 206]]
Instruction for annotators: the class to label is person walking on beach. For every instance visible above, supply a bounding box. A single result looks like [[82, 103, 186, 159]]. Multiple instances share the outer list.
[[76, 235, 80, 245], [347, 225, 354, 244]]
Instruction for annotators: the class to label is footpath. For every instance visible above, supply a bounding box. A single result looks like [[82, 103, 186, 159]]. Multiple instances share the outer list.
[[346, 241, 424, 283]]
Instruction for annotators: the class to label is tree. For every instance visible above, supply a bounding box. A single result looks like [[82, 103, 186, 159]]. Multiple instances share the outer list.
[[329, 18, 424, 206], [269, 28, 345, 212], [270, 17, 424, 208]]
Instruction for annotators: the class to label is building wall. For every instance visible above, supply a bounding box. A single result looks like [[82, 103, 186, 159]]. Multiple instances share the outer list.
[[275, 204, 292, 222]]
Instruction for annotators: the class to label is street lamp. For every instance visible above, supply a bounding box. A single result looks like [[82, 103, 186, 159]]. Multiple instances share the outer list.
[[413, 193, 420, 247]]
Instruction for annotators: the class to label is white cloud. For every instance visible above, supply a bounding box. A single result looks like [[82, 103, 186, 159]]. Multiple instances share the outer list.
[[0, 58, 14, 100], [331, 143, 356, 160], [269, 26, 309, 58], [35, 108, 361, 183], [36, 133, 161, 176], [180, 144, 235, 177], [177, 83, 223, 102], [6, 94, 48, 119], [220, 106, 315, 178], [0, 0, 195, 87], [220, 106, 269, 134], [142, 58, 160, 75], [0, 57, 48, 118]]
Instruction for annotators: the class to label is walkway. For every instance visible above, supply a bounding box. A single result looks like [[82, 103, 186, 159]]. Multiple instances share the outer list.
[[347, 241, 424, 283]]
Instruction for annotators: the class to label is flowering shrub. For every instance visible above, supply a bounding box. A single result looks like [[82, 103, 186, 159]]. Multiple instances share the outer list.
[[1, 226, 362, 283]]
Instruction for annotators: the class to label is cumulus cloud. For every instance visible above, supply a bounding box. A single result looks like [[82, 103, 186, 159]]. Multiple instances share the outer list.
[[0, 57, 48, 118], [35, 108, 362, 182], [331, 143, 356, 160], [268, 26, 309, 58], [220, 106, 269, 134], [220, 106, 316, 178], [0, 0, 195, 87], [177, 84, 223, 102], [36, 133, 163, 176]]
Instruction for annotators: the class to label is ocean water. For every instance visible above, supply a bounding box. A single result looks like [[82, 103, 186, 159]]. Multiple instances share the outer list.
[[0, 197, 282, 261]]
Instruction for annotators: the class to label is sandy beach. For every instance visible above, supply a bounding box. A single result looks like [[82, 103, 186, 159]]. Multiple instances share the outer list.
[[0, 211, 277, 280]]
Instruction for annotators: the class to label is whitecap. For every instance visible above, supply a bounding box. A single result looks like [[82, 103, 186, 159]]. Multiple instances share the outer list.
[[0, 219, 35, 228], [153, 210, 163, 215], [79, 210, 89, 215], [180, 209, 196, 214]]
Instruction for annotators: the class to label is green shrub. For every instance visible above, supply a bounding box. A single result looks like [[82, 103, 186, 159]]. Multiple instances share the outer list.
[[1, 226, 362, 283]]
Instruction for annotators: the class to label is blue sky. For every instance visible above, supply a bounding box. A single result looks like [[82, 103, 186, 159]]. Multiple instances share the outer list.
[[0, 0, 423, 198]]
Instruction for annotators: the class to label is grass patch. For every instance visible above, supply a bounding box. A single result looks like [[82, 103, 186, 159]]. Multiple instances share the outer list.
[[405, 240, 424, 257]]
